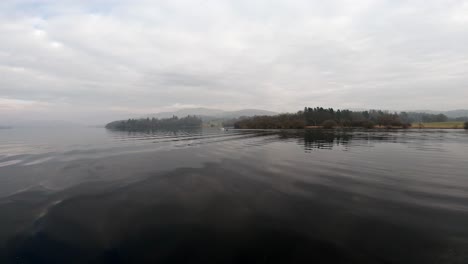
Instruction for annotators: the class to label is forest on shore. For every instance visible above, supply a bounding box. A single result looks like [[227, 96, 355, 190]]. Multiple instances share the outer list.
[[232, 107, 455, 129], [105, 107, 468, 131], [105, 115, 202, 131]]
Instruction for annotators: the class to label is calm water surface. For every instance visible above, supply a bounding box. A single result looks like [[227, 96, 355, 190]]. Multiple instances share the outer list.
[[0, 127, 468, 263]]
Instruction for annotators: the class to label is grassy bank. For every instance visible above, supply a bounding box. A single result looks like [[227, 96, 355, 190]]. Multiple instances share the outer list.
[[303, 122, 466, 129], [412, 121, 465, 129]]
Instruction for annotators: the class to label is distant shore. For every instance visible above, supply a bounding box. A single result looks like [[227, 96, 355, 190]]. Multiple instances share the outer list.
[[232, 107, 468, 130], [411, 121, 466, 129], [304, 121, 466, 129]]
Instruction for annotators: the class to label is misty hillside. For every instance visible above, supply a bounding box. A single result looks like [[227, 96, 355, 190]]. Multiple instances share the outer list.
[[412, 109, 468, 118], [147, 108, 277, 120], [443, 110, 468, 118]]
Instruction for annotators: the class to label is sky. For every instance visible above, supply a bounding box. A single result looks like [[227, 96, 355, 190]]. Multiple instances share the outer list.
[[1, 0, 468, 124]]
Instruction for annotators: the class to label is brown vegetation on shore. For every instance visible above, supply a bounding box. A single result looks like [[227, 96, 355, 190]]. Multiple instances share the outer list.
[[233, 107, 463, 130]]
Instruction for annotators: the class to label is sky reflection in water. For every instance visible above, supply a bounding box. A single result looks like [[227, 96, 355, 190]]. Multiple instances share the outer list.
[[0, 128, 468, 263]]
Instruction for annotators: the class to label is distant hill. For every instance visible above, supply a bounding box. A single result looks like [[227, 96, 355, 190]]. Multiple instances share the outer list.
[[147, 108, 277, 121], [218, 109, 279, 118], [410, 109, 468, 118], [443, 110, 468, 118]]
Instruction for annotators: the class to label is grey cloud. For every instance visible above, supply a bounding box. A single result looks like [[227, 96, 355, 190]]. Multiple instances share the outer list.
[[1, 0, 467, 124]]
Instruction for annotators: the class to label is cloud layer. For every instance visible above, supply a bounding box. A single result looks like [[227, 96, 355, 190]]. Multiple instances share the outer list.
[[1, 0, 468, 123]]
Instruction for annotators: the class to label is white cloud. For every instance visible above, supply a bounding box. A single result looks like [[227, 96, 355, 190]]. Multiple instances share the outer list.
[[0, 97, 50, 111], [0, 0, 468, 124]]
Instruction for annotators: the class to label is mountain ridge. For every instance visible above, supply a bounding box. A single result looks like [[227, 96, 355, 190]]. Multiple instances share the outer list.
[[145, 108, 278, 120], [407, 109, 468, 118]]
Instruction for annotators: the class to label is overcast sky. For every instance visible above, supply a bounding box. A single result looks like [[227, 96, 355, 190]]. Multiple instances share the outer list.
[[1, 0, 468, 124]]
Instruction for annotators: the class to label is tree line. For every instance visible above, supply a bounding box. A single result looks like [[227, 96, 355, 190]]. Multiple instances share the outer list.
[[234, 107, 451, 129], [105, 115, 203, 131]]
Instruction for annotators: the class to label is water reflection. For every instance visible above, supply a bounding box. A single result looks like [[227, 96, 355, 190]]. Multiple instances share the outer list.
[[0, 128, 468, 263], [301, 129, 352, 150]]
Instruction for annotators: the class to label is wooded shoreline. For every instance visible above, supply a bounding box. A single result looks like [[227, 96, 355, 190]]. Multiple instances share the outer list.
[[232, 107, 468, 130]]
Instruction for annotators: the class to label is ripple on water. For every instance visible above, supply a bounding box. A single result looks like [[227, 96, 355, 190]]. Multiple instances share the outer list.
[[0, 159, 23, 168], [0, 128, 468, 263]]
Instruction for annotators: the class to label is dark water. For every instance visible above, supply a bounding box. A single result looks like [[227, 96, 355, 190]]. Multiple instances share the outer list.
[[0, 127, 468, 263]]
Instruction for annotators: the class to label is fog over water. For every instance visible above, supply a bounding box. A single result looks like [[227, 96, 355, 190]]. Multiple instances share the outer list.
[[0, 127, 467, 263]]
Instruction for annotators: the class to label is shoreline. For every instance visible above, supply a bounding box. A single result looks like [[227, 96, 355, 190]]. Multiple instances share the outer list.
[[304, 126, 466, 129]]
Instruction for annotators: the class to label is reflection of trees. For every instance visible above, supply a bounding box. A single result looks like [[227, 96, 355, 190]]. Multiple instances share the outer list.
[[278, 129, 458, 152], [302, 130, 353, 150], [275, 129, 353, 150]]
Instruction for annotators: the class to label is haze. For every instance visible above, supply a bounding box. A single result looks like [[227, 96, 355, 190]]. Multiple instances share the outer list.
[[1, 0, 468, 124]]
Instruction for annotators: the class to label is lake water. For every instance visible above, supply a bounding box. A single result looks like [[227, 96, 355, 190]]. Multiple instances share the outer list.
[[0, 127, 467, 263]]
